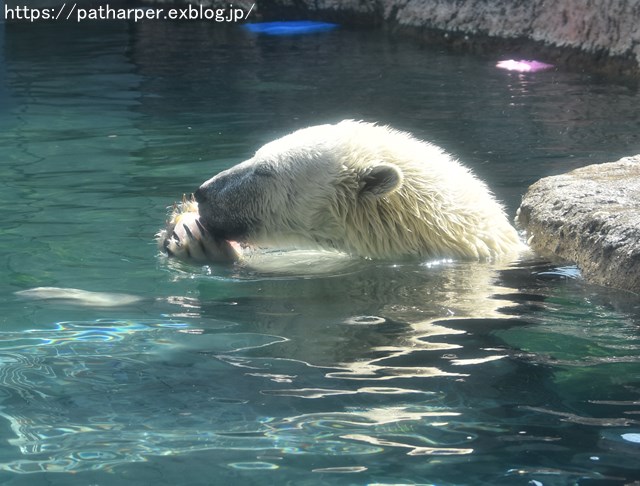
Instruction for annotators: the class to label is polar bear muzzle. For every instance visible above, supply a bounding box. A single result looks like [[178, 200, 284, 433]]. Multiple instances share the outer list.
[[193, 183, 258, 241], [157, 195, 242, 263]]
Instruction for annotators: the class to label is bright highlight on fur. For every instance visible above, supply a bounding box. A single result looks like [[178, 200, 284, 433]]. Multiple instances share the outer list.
[[159, 120, 524, 264]]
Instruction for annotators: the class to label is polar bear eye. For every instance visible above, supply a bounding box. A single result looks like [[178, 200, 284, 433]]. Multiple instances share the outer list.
[[254, 164, 276, 178]]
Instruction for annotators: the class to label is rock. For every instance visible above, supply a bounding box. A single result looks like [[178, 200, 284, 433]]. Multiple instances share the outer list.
[[516, 156, 640, 294], [141, 0, 640, 75]]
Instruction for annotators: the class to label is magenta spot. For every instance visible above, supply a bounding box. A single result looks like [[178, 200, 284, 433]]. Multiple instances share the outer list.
[[496, 59, 554, 72]]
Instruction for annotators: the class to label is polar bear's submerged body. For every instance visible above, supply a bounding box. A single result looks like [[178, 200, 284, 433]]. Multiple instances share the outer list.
[[159, 121, 523, 263]]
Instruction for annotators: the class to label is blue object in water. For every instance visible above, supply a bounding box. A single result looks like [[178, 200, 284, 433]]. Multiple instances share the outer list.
[[243, 21, 338, 35]]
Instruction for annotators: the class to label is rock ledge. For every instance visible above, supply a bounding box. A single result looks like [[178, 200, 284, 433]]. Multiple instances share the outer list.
[[517, 156, 640, 294]]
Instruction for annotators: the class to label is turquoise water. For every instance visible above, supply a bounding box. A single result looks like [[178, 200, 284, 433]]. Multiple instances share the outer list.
[[1, 18, 640, 486]]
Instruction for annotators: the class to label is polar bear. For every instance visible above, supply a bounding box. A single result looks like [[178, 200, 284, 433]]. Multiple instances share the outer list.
[[159, 120, 523, 263]]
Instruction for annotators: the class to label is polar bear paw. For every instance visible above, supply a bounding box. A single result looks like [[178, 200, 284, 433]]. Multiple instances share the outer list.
[[157, 195, 241, 264]]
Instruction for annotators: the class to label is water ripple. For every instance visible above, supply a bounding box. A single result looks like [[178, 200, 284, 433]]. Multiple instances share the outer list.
[[0, 319, 298, 473], [520, 406, 640, 427], [0, 319, 472, 474]]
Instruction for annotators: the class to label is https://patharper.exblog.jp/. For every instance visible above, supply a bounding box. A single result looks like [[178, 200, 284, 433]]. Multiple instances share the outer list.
[[3, 3, 255, 23]]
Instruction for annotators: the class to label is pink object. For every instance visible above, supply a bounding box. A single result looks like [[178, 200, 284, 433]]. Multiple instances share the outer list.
[[496, 59, 554, 72]]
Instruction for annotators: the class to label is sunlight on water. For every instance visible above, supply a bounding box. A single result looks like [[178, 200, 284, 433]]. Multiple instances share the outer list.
[[1, 18, 640, 486], [0, 319, 284, 473], [0, 318, 477, 474]]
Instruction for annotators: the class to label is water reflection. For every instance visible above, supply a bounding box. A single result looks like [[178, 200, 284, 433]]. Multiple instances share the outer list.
[[2, 252, 640, 482], [2, 19, 640, 484], [0, 258, 527, 474]]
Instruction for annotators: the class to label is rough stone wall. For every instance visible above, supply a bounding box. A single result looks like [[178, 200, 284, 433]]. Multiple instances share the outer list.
[[16, 0, 640, 71], [142, 0, 640, 74], [385, 0, 640, 56], [329, 0, 640, 71], [388, 0, 640, 73], [517, 157, 640, 294]]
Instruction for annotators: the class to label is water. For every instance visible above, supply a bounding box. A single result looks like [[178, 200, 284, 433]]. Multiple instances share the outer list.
[[1, 18, 640, 486]]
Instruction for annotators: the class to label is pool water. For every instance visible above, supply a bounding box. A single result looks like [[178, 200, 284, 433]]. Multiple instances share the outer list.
[[1, 18, 640, 486]]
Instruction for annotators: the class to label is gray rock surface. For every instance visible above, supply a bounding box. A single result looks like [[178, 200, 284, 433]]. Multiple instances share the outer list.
[[386, 0, 640, 59], [142, 0, 640, 75], [517, 156, 640, 294]]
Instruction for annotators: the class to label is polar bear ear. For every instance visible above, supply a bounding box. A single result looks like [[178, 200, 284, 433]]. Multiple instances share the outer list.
[[359, 163, 404, 198]]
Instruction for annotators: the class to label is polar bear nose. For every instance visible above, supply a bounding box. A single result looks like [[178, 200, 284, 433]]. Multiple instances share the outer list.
[[194, 187, 206, 204]]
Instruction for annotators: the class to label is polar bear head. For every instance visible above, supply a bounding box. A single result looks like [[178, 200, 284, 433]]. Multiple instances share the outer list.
[[191, 120, 521, 261]]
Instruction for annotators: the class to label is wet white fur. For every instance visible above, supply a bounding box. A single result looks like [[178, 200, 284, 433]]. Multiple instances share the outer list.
[[197, 120, 523, 261]]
